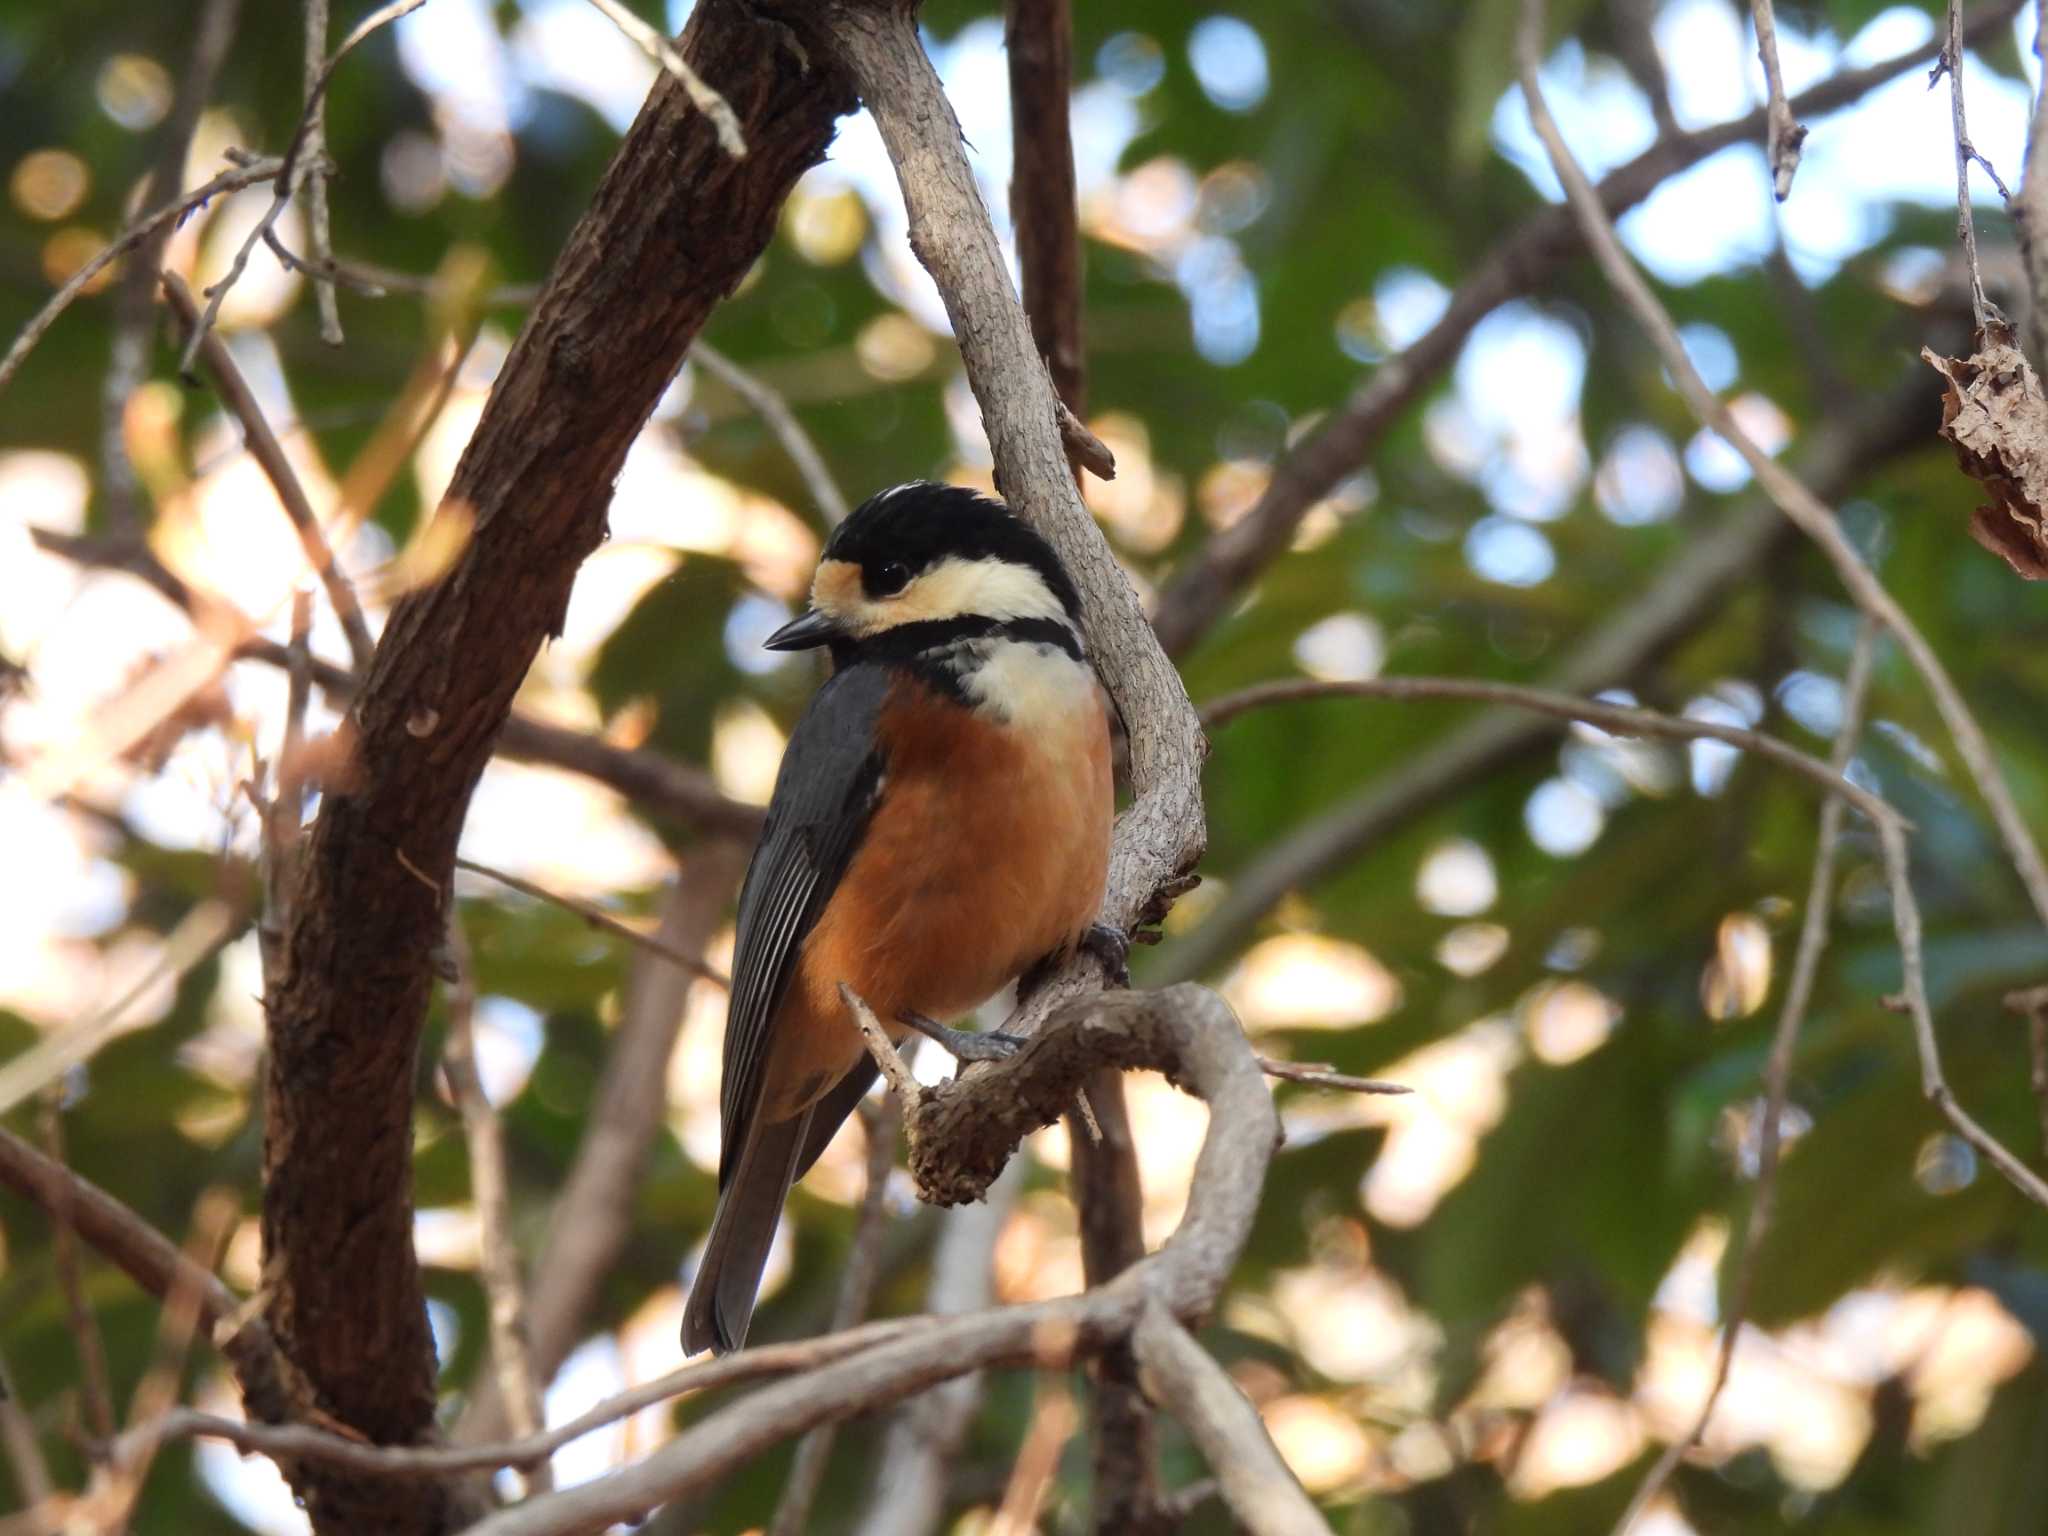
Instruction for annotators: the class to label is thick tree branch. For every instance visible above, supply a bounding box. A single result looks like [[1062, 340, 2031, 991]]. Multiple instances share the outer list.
[[1145, 0, 2022, 659], [1132, 1302, 1330, 1536], [254, 7, 852, 1531], [815, 2, 1208, 1001]]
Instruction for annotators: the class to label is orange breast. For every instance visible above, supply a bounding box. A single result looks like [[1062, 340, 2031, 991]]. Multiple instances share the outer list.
[[761, 669, 1112, 1119]]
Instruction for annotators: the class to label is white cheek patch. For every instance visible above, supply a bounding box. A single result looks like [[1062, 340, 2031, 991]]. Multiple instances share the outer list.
[[963, 642, 1099, 733], [893, 557, 1069, 627]]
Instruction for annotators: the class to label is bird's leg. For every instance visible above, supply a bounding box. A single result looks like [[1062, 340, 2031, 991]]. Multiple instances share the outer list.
[[1079, 922, 1131, 988], [899, 1010, 1024, 1063]]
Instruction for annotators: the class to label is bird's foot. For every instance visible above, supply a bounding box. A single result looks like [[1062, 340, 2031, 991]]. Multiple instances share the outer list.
[[899, 1010, 1024, 1063], [1080, 922, 1132, 988]]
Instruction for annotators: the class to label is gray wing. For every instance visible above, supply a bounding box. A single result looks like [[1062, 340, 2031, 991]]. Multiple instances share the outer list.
[[718, 662, 891, 1185]]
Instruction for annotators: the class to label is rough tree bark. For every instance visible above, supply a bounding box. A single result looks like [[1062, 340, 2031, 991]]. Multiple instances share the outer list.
[[255, 7, 852, 1531]]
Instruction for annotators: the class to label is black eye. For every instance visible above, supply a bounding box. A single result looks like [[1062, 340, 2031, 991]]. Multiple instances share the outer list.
[[868, 560, 912, 598]]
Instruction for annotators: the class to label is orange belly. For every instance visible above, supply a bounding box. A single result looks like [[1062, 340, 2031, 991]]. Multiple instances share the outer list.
[[761, 674, 1112, 1119]]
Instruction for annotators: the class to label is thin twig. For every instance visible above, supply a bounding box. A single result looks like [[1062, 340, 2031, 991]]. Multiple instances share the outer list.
[[851, 1162, 1023, 1536], [1514, 0, 2048, 963], [1520, 0, 2048, 1215], [0, 157, 282, 398], [38, 1101, 117, 1447], [258, 590, 314, 976], [2015, 0, 2048, 364], [455, 844, 746, 1446], [1609, 618, 1878, 1534], [1131, 1300, 1332, 1536], [1146, 0, 2023, 659], [441, 917, 551, 1493], [1162, 375, 1935, 982], [0, 1348, 56, 1510], [693, 342, 849, 524], [1255, 1056, 1409, 1095], [0, 900, 244, 1119], [103, 1322, 929, 1481], [161, 273, 377, 670], [846, 985, 923, 1107], [100, 0, 245, 529], [1201, 676, 1897, 828], [94, 1188, 239, 1536], [1751, 0, 1807, 199], [302, 0, 343, 344], [1938, 0, 2011, 327], [987, 1380, 1078, 1536], [454, 857, 731, 987], [178, 0, 432, 373], [580, 0, 747, 158], [30, 527, 768, 841], [2006, 984, 2048, 1161], [766, 1096, 901, 1536]]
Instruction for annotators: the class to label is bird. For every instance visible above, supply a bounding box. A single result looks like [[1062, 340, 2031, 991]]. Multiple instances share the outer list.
[[681, 480, 1120, 1356]]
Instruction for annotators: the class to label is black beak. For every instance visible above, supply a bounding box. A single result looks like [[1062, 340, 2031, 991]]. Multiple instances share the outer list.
[[763, 608, 844, 652]]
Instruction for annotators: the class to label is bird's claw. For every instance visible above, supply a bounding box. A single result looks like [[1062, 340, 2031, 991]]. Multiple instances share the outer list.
[[1080, 922, 1131, 988], [900, 1010, 1024, 1063]]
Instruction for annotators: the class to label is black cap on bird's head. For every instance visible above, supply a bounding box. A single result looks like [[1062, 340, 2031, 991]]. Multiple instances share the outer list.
[[765, 482, 1083, 653]]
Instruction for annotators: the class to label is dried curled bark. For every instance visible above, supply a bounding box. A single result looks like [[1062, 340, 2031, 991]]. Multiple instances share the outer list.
[[1925, 322, 2048, 579]]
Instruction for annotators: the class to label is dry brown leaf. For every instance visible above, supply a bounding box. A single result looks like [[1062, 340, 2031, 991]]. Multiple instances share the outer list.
[[1924, 322, 2048, 580]]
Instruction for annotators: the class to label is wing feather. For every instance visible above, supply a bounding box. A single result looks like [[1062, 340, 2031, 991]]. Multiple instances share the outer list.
[[717, 664, 891, 1185]]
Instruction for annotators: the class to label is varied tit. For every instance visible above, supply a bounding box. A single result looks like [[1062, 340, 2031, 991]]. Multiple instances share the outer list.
[[681, 481, 1119, 1356]]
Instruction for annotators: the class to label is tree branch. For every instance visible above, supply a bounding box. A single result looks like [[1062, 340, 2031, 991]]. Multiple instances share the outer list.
[[1006, 0, 1086, 420], [0, 157, 283, 398], [99, 0, 243, 529], [1145, 0, 2022, 659], [1520, 0, 2048, 1214], [816, 1, 1208, 998], [2016, 0, 2048, 364], [27, 527, 769, 843], [692, 341, 850, 524], [850, 1162, 1022, 1536], [1751, 1, 1806, 199], [253, 6, 852, 1529], [1002, 0, 1159, 1522], [441, 919, 549, 1492], [455, 981, 1279, 1536], [765, 1097, 901, 1536], [455, 843, 745, 1446], [1132, 1301, 1330, 1536], [0, 1129, 291, 1426], [1609, 617, 1878, 1534], [161, 273, 377, 671], [1160, 370, 1936, 983]]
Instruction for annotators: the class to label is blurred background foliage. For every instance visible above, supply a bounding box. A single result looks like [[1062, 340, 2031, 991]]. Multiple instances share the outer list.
[[3, 0, 2048, 1532]]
